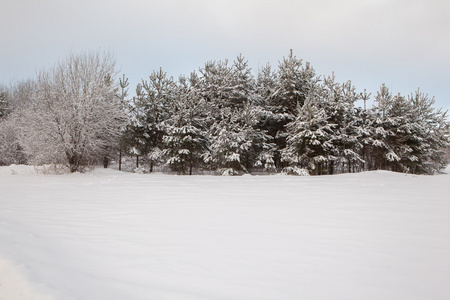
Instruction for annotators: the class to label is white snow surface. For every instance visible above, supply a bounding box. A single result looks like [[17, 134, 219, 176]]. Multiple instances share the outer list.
[[1, 165, 449, 299]]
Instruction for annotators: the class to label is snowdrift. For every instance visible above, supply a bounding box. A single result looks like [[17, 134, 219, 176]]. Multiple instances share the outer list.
[[1, 165, 449, 299]]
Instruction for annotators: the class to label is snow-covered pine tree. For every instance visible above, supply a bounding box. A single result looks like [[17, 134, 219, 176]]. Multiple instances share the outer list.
[[255, 63, 282, 167], [162, 73, 211, 175], [237, 103, 275, 173], [354, 89, 372, 171], [117, 74, 130, 171], [355, 86, 449, 174], [282, 91, 336, 175], [132, 68, 175, 172], [369, 84, 398, 170], [123, 84, 148, 169], [200, 56, 275, 175], [256, 63, 277, 107], [339, 81, 364, 173], [226, 54, 256, 109], [321, 75, 363, 174], [407, 89, 449, 173], [205, 104, 275, 175], [263, 50, 318, 169], [383, 93, 416, 172], [205, 108, 247, 175], [198, 55, 256, 111], [387, 92, 448, 174], [198, 59, 232, 112], [273, 50, 315, 114]]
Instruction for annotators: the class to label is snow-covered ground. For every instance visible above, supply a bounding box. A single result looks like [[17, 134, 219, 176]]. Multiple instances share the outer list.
[[1, 165, 449, 300]]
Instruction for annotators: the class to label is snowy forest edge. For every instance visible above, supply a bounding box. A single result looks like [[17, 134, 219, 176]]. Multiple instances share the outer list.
[[0, 50, 449, 176]]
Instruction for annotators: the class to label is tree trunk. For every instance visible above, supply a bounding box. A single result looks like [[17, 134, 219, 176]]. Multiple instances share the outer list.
[[103, 155, 109, 168], [189, 150, 193, 175], [67, 152, 81, 173], [119, 147, 122, 171]]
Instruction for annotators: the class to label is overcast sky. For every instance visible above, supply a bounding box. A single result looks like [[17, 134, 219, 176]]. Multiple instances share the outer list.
[[1, 0, 449, 110]]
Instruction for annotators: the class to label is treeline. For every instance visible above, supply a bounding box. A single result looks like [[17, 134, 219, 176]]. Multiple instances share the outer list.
[[0, 51, 449, 175]]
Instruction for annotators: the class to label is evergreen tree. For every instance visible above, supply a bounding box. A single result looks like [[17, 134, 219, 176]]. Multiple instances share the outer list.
[[226, 54, 256, 109], [369, 84, 397, 170], [282, 94, 336, 175], [117, 74, 130, 171], [198, 55, 256, 111], [384, 93, 416, 172], [355, 89, 372, 171], [339, 81, 364, 173], [263, 50, 318, 169], [130, 68, 175, 172], [206, 104, 275, 175], [256, 63, 277, 106], [273, 49, 315, 113], [199, 56, 275, 175], [198, 59, 232, 112], [123, 84, 147, 169], [407, 89, 449, 173], [162, 73, 211, 175], [237, 104, 275, 173], [321, 75, 363, 174], [255, 63, 279, 151], [205, 108, 248, 175]]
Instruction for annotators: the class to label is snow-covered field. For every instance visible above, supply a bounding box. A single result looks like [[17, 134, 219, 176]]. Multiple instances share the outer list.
[[1, 165, 449, 300]]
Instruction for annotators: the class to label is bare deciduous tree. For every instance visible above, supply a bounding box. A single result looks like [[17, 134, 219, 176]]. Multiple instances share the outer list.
[[18, 52, 127, 172], [0, 114, 27, 165]]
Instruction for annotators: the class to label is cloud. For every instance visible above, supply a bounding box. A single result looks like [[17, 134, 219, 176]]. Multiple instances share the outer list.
[[1, 0, 449, 109], [3, 0, 449, 63]]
